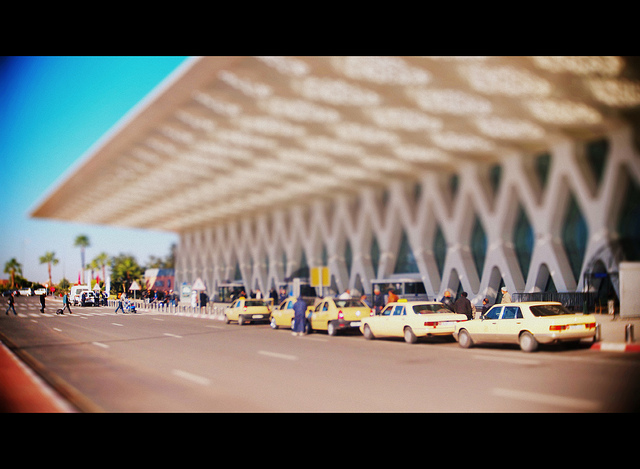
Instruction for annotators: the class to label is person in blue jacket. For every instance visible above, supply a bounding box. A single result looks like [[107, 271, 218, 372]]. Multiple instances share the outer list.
[[292, 296, 307, 336]]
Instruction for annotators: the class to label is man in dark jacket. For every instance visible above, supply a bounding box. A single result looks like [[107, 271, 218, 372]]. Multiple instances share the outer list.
[[5, 292, 17, 315], [454, 291, 473, 320], [372, 287, 385, 315], [292, 296, 308, 336]]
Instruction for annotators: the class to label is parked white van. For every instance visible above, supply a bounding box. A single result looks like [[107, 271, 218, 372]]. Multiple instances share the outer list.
[[70, 285, 90, 305]]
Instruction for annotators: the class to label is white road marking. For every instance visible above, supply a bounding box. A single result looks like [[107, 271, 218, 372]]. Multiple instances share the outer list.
[[53, 328, 62, 332], [492, 388, 601, 411], [172, 369, 210, 386], [474, 355, 541, 366], [92, 342, 109, 349], [112, 323, 124, 327], [258, 350, 298, 361], [164, 333, 182, 338]]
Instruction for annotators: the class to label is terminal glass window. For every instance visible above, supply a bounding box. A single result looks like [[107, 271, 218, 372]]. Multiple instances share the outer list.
[[585, 138, 609, 188], [561, 193, 588, 283], [471, 216, 487, 278], [394, 230, 419, 274], [617, 173, 640, 261], [433, 224, 446, 278], [514, 205, 534, 280]]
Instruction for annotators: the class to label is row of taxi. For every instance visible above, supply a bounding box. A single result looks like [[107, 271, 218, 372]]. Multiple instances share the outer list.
[[224, 296, 598, 352]]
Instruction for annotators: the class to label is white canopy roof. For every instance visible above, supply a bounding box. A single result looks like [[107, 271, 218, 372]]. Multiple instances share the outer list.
[[30, 56, 640, 233]]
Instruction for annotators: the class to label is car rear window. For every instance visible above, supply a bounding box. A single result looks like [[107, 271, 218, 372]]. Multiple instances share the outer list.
[[412, 304, 450, 314], [334, 299, 366, 308], [245, 300, 267, 307], [529, 304, 573, 316]]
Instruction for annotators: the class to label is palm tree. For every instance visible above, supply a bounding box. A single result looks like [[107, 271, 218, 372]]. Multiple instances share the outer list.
[[74, 235, 90, 284], [92, 252, 109, 285], [39, 251, 59, 292], [111, 254, 142, 294], [3, 258, 22, 289]]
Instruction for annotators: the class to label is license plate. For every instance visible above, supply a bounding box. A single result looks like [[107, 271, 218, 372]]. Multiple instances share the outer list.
[[569, 324, 583, 330], [253, 314, 263, 319], [350, 321, 361, 326], [441, 321, 455, 326]]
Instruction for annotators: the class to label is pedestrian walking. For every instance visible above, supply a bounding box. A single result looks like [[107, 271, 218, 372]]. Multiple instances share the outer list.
[[115, 294, 125, 314], [291, 296, 307, 336], [39, 292, 46, 313], [5, 292, 17, 315], [454, 291, 473, 320], [60, 292, 72, 314]]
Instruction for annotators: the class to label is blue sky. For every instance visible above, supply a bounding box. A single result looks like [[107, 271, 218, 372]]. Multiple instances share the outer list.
[[0, 56, 189, 285]]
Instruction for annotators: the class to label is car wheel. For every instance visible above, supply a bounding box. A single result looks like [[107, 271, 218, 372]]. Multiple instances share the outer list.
[[404, 327, 418, 344], [238, 315, 245, 326], [458, 329, 473, 348], [327, 321, 338, 336], [363, 324, 375, 340], [519, 331, 538, 352], [270, 317, 278, 329], [224, 315, 231, 324]]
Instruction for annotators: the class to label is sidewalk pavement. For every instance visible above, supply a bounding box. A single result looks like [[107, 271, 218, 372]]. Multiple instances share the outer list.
[[590, 314, 640, 352], [0, 341, 76, 413]]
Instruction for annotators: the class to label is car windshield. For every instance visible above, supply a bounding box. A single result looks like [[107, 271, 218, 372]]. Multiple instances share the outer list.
[[529, 304, 573, 316], [412, 304, 450, 314], [334, 299, 365, 308]]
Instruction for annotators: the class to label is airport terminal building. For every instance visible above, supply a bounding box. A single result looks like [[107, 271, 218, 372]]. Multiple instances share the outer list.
[[31, 56, 640, 306]]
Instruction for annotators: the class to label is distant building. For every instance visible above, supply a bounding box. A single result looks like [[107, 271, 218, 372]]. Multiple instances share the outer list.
[[145, 268, 174, 294]]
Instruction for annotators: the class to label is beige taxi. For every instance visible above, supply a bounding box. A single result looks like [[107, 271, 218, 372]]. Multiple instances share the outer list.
[[360, 300, 468, 343], [453, 301, 597, 352], [225, 298, 273, 325], [270, 297, 316, 330], [309, 297, 372, 336]]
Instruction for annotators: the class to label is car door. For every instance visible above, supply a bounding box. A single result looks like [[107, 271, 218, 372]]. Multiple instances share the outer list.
[[388, 304, 407, 336], [478, 306, 502, 342], [495, 306, 524, 343], [228, 300, 240, 320], [371, 305, 394, 336], [311, 301, 329, 330]]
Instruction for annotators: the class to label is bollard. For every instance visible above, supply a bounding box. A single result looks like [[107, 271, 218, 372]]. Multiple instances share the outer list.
[[594, 323, 601, 342], [625, 324, 634, 343]]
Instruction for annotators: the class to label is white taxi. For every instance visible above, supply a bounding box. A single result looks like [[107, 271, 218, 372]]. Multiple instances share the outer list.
[[360, 300, 468, 343], [453, 301, 597, 352]]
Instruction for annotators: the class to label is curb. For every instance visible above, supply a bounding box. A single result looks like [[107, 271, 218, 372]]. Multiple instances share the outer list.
[[590, 342, 640, 353]]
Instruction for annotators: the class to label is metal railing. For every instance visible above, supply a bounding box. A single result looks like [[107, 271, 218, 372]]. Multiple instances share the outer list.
[[107, 299, 229, 320]]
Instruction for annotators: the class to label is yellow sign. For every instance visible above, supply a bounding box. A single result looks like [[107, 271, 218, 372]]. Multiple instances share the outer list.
[[310, 267, 330, 287]]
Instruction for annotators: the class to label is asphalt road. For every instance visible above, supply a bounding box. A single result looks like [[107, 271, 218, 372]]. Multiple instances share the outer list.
[[2, 296, 639, 412]]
